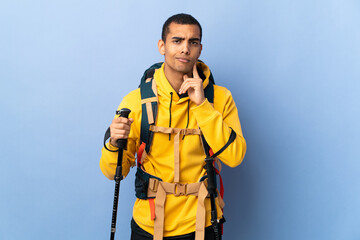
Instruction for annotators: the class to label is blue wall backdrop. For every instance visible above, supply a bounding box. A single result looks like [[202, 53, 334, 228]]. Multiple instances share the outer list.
[[1, 0, 360, 239]]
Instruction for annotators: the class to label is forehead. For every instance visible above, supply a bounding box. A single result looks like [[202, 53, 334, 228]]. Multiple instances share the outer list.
[[166, 23, 201, 40]]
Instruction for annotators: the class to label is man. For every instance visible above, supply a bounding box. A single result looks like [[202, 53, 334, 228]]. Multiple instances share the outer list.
[[100, 13, 246, 240]]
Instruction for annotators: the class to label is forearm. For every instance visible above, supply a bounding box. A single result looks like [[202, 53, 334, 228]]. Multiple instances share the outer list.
[[192, 97, 246, 167]]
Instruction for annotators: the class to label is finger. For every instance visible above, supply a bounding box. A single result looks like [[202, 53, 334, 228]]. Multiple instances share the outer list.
[[110, 133, 129, 146], [114, 117, 132, 124], [181, 77, 202, 87], [118, 116, 132, 123], [110, 129, 130, 139], [180, 75, 189, 94], [193, 63, 200, 78], [180, 85, 190, 94], [180, 82, 197, 94], [111, 128, 130, 136], [116, 123, 131, 131], [111, 121, 131, 131], [181, 79, 201, 93], [182, 79, 201, 87], [109, 125, 131, 145], [110, 129, 131, 140], [180, 80, 195, 94]]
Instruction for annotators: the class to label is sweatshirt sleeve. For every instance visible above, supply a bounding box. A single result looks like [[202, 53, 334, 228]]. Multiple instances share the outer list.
[[191, 87, 246, 167], [99, 90, 140, 180]]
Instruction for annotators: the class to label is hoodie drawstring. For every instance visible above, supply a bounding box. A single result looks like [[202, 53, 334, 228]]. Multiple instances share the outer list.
[[169, 92, 173, 140]]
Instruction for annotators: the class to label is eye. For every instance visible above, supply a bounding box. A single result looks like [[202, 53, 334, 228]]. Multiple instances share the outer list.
[[191, 41, 199, 45], [173, 39, 181, 44]]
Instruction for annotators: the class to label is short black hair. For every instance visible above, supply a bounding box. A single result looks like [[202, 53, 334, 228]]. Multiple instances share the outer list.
[[162, 13, 202, 42]]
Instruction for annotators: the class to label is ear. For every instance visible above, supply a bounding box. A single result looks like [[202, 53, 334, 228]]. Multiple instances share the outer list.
[[158, 39, 165, 55], [195, 43, 203, 61]]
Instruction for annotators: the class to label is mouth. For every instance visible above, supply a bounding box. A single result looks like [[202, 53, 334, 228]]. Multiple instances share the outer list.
[[176, 58, 191, 63]]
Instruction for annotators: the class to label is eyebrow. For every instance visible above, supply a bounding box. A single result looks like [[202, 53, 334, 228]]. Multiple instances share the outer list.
[[172, 37, 201, 42], [189, 38, 201, 42]]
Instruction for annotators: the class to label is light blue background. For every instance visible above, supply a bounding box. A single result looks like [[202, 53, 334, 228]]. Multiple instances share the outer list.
[[1, 0, 360, 239]]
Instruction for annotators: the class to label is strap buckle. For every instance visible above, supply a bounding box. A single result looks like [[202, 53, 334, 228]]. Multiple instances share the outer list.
[[174, 183, 187, 196], [148, 178, 159, 192]]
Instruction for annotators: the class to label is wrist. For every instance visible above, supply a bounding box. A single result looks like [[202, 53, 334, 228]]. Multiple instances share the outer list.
[[110, 139, 118, 148], [195, 95, 206, 106]]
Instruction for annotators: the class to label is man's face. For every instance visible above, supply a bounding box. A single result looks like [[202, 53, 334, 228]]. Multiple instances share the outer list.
[[158, 23, 202, 76]]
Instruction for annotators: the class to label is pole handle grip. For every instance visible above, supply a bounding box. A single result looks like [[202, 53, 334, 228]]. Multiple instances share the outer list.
[[116, 108, 131, 149]]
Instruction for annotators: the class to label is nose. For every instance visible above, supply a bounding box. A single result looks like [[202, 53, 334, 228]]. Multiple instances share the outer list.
[[181, 42, 190, 55]]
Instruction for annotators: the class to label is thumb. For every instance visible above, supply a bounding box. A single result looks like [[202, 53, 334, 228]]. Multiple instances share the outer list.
[[183, 74, 189, 81]]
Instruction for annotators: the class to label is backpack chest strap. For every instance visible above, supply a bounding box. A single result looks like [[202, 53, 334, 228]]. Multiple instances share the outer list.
[[149, 125, 202, 183], [147, 178, 203, 198], [147, 178, 224, 209]]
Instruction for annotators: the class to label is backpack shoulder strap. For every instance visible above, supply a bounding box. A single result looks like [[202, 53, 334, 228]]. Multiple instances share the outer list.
[[200, 67, 214, 153], [139, 63, 162, 153]]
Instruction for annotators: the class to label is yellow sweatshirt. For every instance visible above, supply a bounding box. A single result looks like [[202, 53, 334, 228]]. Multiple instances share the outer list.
[[100, 62, 246, 237]]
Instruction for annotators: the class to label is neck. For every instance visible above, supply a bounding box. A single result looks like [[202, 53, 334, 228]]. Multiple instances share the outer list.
[[163, 64, 192, 93]]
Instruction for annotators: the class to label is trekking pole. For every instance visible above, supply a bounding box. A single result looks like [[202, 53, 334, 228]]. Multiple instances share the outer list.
[[110, 108, 131, 240], [202, 129, 236, 240], [204, 157, 221, 240]]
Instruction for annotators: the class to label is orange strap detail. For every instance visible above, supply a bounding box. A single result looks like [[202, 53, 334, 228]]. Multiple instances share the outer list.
[[137, 142, 146, 166], [215, 167, 224, 199], [215, 168, 225, 235], [149, 198, 156, 220], [210, 148, 224, 199], [209, 148, 214, 156]]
